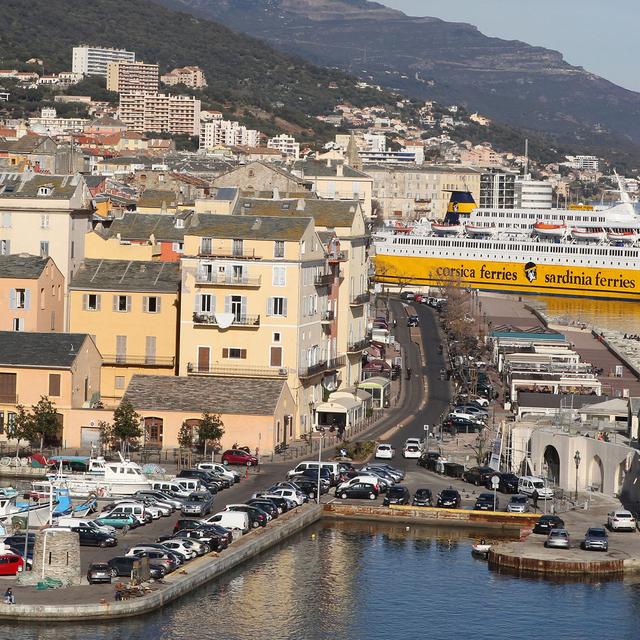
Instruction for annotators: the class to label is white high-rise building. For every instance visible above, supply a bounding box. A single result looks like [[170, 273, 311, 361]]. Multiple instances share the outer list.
[[118, 93, 201, 135], [200, 119, 260, 149], [267, 134, 300, 159], [515, 176, 553, 209], [72, 46, 136, 77]]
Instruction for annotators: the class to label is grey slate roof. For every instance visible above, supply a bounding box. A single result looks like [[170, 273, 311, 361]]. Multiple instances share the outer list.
[[517, 393, 607, 409], [0, 254, 49, 279], [107, 212, 192, 242], [292, 159, 370, 179], [123, 375, 286, 415], [0, 174, 83, 199], [70, 259, 180, 293], [190, 213, 311, 241], [0, 332, 89, 368]]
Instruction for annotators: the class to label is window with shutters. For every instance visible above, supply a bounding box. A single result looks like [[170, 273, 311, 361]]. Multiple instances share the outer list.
[[0, 373, 17, 403], [201, 237, 212, 255], [196, 294, 213, 313], [85, 294, 100, 311], [272, 266, 286, 286], [268, 297, 287, 316], [222, 347, 247, 359], [114, 376, 125, 390], [48, 373, 61, 397], [232, 239, 243, 257], [1, 213, 11, 228], [40, 214, 49, 229], [0, 239, 9, 255], [40, 241, 49, 258], [270, 346, 283, 367], [274, 240, 285, 258], [114, 295, 130, 312], [0, 411, 3, 434], [14, 289, 26, 309], [12, 318, 23, 331], [116, 335, 127, 364], [145, 336, 156, 365], [144, 296, 160, 313]]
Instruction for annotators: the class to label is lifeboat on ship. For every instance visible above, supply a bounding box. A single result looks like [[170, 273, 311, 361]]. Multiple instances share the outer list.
[[392, 220, 414, 234], [432, 223, 463, 236], [608, 230, 638, 244], [465, 223, 496, 237], [533, 222, 567, 238], [571, 227, 606, 242]]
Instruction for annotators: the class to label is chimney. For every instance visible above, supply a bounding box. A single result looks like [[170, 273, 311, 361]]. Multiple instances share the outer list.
[[297, 199, 306, 211], [336, 163, 344, 177], [326, 158, 331, 168]]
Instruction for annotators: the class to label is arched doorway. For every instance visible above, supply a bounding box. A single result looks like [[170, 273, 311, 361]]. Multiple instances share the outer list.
[[589, 455, 604, 492], [543, 445, 560, 486], [143, 417, 163, 449]]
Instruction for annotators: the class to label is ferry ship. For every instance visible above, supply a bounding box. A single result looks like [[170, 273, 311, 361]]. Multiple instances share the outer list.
[[373, 178, 640, 301]]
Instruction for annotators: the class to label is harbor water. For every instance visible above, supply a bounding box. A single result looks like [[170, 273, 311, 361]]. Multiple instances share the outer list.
[[6, 521, 640, 640]]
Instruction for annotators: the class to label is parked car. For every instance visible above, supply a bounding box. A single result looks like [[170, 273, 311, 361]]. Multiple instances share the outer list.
[[403, 444, 422, 459], [87, 562, 112, 584], [94, 512, 139, 531], [128, 549, 179, 572], [107, 556, 166, 579], [364, 463, 404, 481], [268, 487, 308, 505], [197, 462, 241, 484], [407, 315, 419, 327], [442, 415, 484, 434], [404, 438, 423, 450], [449, 410, 487, 423], [533, 515, 565, 535], [337, 483, 379, 500], [225, 504, 268, 528], [133, 490, 184, 509], [375, 444, 395, 460], [583, 527, 608, 551], [174, 528, 227, 553], [607, 509, 637, 531], [203, 511, 251, 533], [545, 528, 570, 549], [0, 553, 24, 576], [383, 485, 411, 506], [400, 291, 415, 301], [161, 539, 198, 560], [488, 473, 519, 494], [336, 476, 381, 494], [474, 492, 499, 511], [518, 476, 553, 500], [181, 492, 214, 517], [506, 495, 528, 513], [463, 466, 495, 486], [409, 488, 431, 507], [71, 526, 117, 548], [437, 489, 461, 509], [221, 449, 258, 466], [246, 499, 280, 519]]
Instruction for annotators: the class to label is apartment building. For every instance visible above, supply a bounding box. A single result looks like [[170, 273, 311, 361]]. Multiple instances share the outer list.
[[72, 46, 135, 77], [363, 164, 481, 220], [161, 66, 207, 89], [267, 134, 300, 160], [106, 61, 159, 95], [0, 332, 101, 445], [118, 93, 201, 135], [0, 255, 64, 332], [291, 159, 374, 219], [179, 214, 334, 438], [0, 174, 93, 287], [68, 259, 180, 406], [480, 169, 517, 209], [515, 177, 553, 209], [200, 119, 260, 149]]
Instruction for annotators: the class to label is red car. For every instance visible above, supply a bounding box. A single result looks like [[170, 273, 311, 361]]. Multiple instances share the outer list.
[[0, 553, 24, 576], [222, 449, 258, 466]]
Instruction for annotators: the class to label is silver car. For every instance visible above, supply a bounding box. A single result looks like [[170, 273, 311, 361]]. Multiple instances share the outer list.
[[506, 495, 528, 513], [583, 527, 608, 552], [545, 528, 570, 549]]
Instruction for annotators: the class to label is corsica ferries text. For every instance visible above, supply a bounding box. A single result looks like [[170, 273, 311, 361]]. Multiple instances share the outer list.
[[435, 265, 518, 281]]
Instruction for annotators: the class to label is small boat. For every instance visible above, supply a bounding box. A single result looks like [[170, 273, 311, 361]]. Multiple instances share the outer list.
[[72, 496, 98, 517], [608, 230, 638, 244], [432, 223, 463, 236], [571, 228, 605, 242], [465, 223, 496, 237], [471, 542, 492, 558], [533, 222, 567, 237], [0, 488, 18, 499]]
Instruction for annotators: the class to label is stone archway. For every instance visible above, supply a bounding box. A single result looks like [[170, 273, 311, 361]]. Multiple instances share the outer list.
[[543, 445, 560, 486], [589, 455, 604, 492]]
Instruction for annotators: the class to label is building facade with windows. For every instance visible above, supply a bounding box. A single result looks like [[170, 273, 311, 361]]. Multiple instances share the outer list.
[[106, 61, 159, 95], [72, 46, 136, 77], [178, 214, 333, 439], [68, 259, 180, 407], [118, 93, 201, 135], [0, 255, 64, 332], [267, 134, 300, 160], [160, 66, 207, 89]]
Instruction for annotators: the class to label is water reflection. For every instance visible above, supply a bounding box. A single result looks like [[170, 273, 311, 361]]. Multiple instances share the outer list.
[[6, 521, 640, 640]]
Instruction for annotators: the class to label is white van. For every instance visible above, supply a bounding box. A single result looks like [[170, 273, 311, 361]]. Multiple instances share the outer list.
[[286, 461, 342, 483], [197, 462, 238, 483], [55, 516, 116, 536], [518, 476, 553, 500], [151, 480, 192, 498], [203, 511, 249, 534], [173, 478, 204, 494], [103, 502, 149, 523]]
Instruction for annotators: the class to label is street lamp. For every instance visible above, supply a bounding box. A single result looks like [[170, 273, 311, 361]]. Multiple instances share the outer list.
[[574, 450, 581, 502]]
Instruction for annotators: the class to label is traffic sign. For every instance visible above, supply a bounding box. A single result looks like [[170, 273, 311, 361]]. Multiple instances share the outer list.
[[491, 475, 500, 488]]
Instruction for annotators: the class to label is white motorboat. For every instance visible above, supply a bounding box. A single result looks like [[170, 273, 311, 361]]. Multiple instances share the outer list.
[[471, 542, 492, 558], [0, 495, 55, 528]]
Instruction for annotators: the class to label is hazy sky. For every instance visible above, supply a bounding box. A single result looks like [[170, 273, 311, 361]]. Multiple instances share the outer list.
[[380, 0, 640, 92]]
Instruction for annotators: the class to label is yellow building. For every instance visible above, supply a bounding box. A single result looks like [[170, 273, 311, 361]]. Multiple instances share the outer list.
[[179, 213, 337, 440], [0, 331, 101, 446], [0, 254, 64, 332], [68, 259, 180, 407]]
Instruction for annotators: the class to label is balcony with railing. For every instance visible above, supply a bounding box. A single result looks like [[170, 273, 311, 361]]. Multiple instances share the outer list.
[[0, 394, 17, 404], [101, 354, 176, 367], [193, 312, 260, 328], [199, 246, 261, 260], [347, 339, 369, 353], [327, 250, 349, 263], [298, 355, 346, 379], [196, 272, 262, 287], [187, 363, 288, 378], [321, 310, 334, 323], [314, 273, 334, 286], [349, 291, 371, 305]]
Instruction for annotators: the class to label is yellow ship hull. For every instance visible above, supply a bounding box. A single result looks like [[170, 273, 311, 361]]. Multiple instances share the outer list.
[[374, 254, 640, 301]]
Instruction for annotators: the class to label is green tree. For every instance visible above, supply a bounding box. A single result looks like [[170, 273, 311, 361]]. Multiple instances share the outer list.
[[112, 401, 142, 453], [98, 420, 115, 453], [198, 413, 225, 458], [177, 422, 194, 450], [7, 405, 32, 459], [29, 396, 59, 452]]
